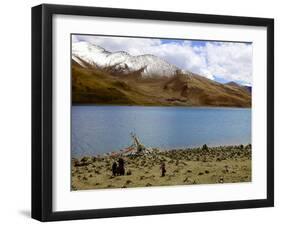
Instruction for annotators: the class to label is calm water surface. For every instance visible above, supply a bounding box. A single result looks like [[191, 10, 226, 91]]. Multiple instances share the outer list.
[[72, 106, 251, 157]]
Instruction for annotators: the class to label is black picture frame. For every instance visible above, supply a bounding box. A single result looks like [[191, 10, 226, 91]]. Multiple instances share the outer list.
[[32, 3, 274, 222]]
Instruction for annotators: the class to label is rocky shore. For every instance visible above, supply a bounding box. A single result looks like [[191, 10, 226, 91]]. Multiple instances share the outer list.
[[71, 144, 251, 190]]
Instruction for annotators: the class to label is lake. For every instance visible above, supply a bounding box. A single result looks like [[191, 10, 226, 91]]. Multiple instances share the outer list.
[[72, 106, 251, 157]]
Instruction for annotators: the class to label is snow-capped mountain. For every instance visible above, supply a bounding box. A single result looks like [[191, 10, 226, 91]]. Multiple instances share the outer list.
[[72, 41, 185, 77], [72, 41, 251, 107]]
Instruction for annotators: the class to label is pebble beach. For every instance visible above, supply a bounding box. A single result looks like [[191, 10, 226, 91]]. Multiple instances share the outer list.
[[71, 144, 251, 190]]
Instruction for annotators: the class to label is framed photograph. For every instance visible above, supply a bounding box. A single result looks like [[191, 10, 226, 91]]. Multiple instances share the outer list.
[[32, 4, 274, 221]]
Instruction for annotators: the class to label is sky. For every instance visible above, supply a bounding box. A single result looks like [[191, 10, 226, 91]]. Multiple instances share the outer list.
[[72, 35, 253, 86]]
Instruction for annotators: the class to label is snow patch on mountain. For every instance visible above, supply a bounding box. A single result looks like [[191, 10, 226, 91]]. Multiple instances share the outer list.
[[72, 41, 186, 77]]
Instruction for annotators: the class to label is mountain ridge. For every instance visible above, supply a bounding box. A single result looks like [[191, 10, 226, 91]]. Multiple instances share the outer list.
[[72, 42, 251, 107], [72, 41, 185, 78]]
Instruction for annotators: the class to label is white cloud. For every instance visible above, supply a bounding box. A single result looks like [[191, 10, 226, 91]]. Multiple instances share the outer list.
[[73, 35, 252, 85], [203, 42, 253, 85]]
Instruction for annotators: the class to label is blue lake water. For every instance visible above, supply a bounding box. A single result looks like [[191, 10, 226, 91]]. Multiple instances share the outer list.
[[72, 106, 251, 157]]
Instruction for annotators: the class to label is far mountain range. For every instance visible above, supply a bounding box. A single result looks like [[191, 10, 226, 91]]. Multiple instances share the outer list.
[[72, 41, 251, 107]]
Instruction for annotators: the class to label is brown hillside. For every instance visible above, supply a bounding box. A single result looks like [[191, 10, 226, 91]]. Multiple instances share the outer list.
[[72, 63, 251, 107]]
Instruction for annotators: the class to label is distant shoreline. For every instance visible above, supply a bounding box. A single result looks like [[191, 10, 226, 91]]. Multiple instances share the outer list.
[[72, 103, 252, 109], [72, 143, 252, 159], [71, 144, 252, 190]]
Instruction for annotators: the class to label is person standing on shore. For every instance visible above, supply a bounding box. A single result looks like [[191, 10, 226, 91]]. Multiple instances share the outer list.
[[118, 158, 125, 176], [112, 161, 117, 176], [160, 162, 166, 177]]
